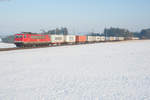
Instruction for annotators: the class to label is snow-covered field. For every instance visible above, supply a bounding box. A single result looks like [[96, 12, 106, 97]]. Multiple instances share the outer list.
[[0, 42, 16, 48], [0, 40, 150, 100]]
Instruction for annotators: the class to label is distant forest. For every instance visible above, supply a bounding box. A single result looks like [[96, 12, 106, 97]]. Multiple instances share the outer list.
[[42, 27, 68, 35], [1, 27, 150, 43], [103, 28, 150, 39]]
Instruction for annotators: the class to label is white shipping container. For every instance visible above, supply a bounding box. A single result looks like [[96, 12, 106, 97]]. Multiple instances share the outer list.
[[109, 37, 116, 41], [100, 36, 105, 41], [95, 36, 101, 42], [132, 37, 139, 40], [50, 35, 65, 43], [87, 36, 96, 42], [65, 35, 76, 43], [118, 37, 124, 41]]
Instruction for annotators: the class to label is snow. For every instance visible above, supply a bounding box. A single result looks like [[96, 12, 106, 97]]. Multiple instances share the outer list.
[[0, 40, 150, 100], [0, 42, 16, 48]]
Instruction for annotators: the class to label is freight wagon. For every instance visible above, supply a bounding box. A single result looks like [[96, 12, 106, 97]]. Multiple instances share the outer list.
[[50, 35, 65, 45], [118, 37, 125, 41], [76, 36, 87, 44], [95, 36, 101, 42], [64, 35, 76, 44], [131, 37, 139, 40], [100, 36, 105, 41], [109, 37, 117, 41], [95, 36, 106, 42], [87, 36, 96, 43]]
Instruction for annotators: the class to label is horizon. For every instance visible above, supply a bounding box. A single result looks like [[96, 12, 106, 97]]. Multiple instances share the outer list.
[[0, 0, 150, 35]]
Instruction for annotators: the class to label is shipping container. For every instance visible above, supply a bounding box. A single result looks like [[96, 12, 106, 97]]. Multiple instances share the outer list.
[[87, 36, 96, 42], [50, 35, 65, 44], [131, 37, 139, 40], [100, 36, 105, 41], [109, 37, 116, 41], [95, 36, 101, 42], [118, 37, 124, 41], [64, 35, 76, 43], [76, 36, 87, 43]]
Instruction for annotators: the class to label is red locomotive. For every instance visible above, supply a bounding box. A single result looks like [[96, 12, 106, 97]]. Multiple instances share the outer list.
[[14, 32, 50, 47]]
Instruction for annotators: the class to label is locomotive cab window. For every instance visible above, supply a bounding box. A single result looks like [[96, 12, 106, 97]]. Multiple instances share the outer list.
[[24, 35, 27, 38], [16, 35, 23, 38], [15, 35, 18, 38]]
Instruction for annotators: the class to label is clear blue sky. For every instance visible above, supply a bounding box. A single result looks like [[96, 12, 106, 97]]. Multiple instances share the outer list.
[[0, 0, 150, 35]]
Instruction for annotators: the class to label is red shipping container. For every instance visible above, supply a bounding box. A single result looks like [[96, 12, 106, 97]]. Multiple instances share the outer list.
[[76, 36, 87, 43]]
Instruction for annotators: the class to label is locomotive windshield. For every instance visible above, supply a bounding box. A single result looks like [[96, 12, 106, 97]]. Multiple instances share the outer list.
[[16, 35, 23, 38]]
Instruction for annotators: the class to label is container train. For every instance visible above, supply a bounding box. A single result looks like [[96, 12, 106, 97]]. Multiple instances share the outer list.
[[14, 33, 139, 47]]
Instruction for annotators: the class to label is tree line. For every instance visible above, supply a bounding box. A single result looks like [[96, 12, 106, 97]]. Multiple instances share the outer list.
[[103, 28, 150, 39], [42, 27, 68, 35], [89, 27, 150, 40]]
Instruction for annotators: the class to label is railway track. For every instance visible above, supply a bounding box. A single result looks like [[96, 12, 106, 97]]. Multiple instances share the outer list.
[[0, 47, 19, 51], [0, 43, 82, 52], [0, 46, 53, 52], [0, 47, 36, 52], [0, 41, 98, 52], [0, 40, 135, 52]]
